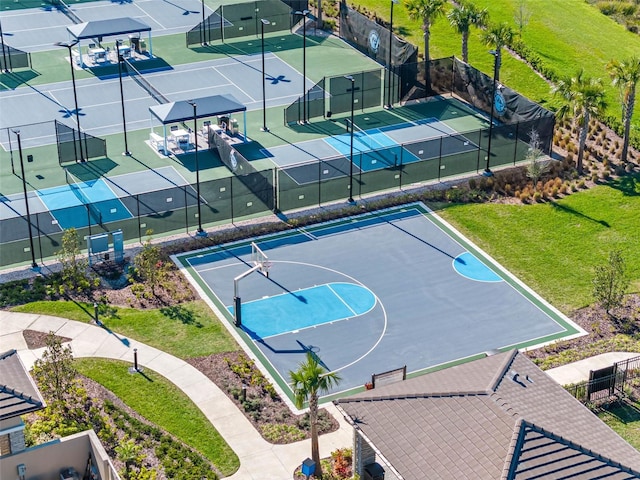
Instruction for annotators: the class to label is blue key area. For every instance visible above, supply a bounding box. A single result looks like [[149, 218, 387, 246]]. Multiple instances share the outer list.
[[230, 282, 376, 339], [453, 252, 502, 282]]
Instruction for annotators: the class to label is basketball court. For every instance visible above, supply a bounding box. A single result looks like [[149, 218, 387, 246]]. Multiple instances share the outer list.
[[175, 203, 585, 403]]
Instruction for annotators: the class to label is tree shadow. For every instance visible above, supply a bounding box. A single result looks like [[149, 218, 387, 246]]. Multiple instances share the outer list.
[[607, 173, 639, 197], [160, 305, 203, 327], [550, 201, 610, 227]]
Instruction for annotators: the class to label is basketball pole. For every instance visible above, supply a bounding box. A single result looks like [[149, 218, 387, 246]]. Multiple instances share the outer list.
[[233, 264, 263, 327]]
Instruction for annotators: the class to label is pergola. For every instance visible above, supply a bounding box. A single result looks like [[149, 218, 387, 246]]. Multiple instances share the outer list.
[[66, 17, 152, 67], [148, 95, 247, 155]]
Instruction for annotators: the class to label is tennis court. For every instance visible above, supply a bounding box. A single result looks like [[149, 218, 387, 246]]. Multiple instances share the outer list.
[[0, 0, 213, 52], [0, 52, 304, 150], [0, 165, 198, 233], [260, 117, 481, 184], [176, 203, 585, 402]]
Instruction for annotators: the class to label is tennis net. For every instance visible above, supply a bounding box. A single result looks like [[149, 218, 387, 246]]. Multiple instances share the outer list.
[[65, 169, 103, 225], [56, 0, 82, 24], [123, 58, 169, 105], [349, 121, 386, 153]]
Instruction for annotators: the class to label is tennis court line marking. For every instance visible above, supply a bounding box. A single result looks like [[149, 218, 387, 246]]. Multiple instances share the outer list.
[[97, 179, 136, 219], [213, 67, 256, 103], [326, 284, 358, 317]]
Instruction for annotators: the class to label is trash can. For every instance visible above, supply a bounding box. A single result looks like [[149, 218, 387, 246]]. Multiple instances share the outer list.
[[129, 35, 140, 52], [230, 118, 239, 135], [363, 462, 385, 480]]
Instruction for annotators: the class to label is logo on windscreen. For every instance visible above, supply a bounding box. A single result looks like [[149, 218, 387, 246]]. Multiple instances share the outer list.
[[368, 30, 380, 54], [229, 150, 238, 171], [495, 91, 507, 115]]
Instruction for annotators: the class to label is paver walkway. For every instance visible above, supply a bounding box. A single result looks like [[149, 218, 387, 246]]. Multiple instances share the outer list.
[[0, 311, 352, 480]]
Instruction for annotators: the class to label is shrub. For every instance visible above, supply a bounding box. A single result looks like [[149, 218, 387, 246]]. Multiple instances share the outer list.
[[445, 188, 465, 203], [260, 423, 305, 443]]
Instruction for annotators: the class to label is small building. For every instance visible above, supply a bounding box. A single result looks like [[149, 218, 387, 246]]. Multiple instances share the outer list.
[[334, 350, 640, 479], [0, 349, 119, 479]]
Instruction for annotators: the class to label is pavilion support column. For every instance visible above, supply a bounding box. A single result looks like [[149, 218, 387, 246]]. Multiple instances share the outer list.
[[147, 32, 153, 58], [243, 111, 247, 142]]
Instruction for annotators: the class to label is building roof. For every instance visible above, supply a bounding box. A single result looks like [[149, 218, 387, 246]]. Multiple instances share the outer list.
[[335, 350, 640, 479], [0, 349, 45, 420], [67, 18, 151, 41], [149, 95, 246, 125]]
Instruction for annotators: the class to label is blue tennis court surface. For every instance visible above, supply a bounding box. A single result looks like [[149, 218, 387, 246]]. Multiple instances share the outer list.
[[37, 179, 132, 229], [177, 203, 585, 402], [231, 282, 376, 339]]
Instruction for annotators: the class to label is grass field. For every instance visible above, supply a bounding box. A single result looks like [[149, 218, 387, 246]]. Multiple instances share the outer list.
[[75, 358, 240, 476], [12, 300, 240, 358], [599, 400, 640, 450], [437, 174, 640, 313]]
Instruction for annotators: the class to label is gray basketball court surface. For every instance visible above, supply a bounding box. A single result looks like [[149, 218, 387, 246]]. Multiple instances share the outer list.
[[175, 203, 584, 401]]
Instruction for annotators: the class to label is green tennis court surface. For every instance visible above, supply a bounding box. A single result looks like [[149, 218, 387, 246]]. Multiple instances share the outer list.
[[177, 203, 585, 402]]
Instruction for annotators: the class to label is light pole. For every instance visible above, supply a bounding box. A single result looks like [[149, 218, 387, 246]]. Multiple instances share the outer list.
[[201, 0, 207, 45], [484, 49, 498, 176], [116, 40, 131, 156], [294, 10, 310, 124], [13, 129, 38, 269], [0, 19, 10, 73], [385, 0, 398, 109], [55, 40, 85, 163], [345, 75, 355, 203], [188, 100, 206, 236], [260, 18, 271, 132]]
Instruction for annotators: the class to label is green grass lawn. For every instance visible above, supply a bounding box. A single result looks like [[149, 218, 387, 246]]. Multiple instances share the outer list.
[[599, 400, 640, 450], [436, 175, 640, 313], [11, 300, 239, 358], [75, 358, 239, 476], [351, 0, 640, 144]]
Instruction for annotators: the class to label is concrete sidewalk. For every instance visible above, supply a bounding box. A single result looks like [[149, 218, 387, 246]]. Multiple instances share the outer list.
[[0, 311, 352, 480], [545, 351, 639, 386]]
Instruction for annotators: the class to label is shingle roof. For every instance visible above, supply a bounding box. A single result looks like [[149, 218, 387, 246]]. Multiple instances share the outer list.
[[335, 350, 640, 479], [0, 349, 45, 420]]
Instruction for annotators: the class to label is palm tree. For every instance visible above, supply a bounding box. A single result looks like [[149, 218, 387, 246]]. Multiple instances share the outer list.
[[481, 22, 515, 82], [607, 56, 640, 163], [447, 2, 488, 63], [553, 69, 607, 174], [405, 0, 447, 94], [289, 352, 341, 478]]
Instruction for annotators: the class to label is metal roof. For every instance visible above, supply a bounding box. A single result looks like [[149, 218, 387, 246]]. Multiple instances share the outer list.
[[149, 95, 246, 125], [67, 18, 151, 41]]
